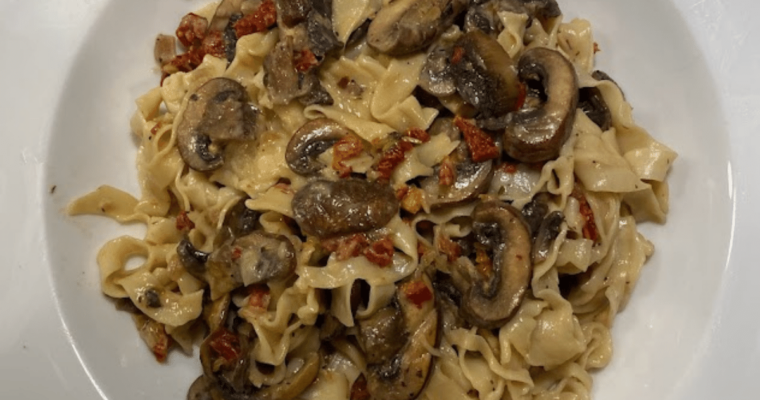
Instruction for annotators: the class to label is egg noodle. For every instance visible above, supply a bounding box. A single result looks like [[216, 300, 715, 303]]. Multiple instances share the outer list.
[[69, 0, 676, 399]]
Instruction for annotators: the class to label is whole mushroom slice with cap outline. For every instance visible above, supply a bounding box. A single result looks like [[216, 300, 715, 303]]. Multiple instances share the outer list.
[[453, 30, 522, 119], [464, 0, 562, 35], [361, 274, 438, 400], [176, 77, 259, 172], [420, 139, 494, 209], [285, 118, 355, 175], [503, 47, 579, 163], [367, 0, 469, 56], [457, 200, 532, 329], [291, 178, 399, 238]]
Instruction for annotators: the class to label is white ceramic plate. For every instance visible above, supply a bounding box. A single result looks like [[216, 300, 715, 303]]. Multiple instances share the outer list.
[[2, 0, 758, 398]]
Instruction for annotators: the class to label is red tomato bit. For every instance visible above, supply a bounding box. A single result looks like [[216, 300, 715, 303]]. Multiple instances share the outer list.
[[571, 186, 599, 243], [350, 374, 371, 400], [208, 328, 242, 364], [234, 0, 277, 38], [176, 211, 195, 231], [363, 237, 394, 267], [402, 280, 433, 308], [451, 46, 465, 65], [436, 233, 462, 263], [323, 234, 369, 261], [201, 30, 226, 59], [454, 116, 500, 163], [247, 285, 271, 310], [438, 156, 456, 186], [293, 48, 319, 73], [332, 134, 365, 178], [404, 128, 431, 143], [376, 140, 414, 181]]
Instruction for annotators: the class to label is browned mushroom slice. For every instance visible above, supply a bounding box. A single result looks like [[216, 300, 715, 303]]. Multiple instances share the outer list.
[[292, 179, 399, 238], [532, 210, 563, 263], [154, 34, 176, 66], [357, 306, 407, 365], [520, 192, 551, 236], [420, 141, 494, 208], [264, 36, 314, 105], [192, 330, 321, 400], [177, 239, 210, 280], [362, 275, 438, 400], [285, 119, 353, 175], [419, 43, 457, 97], [367, 0, 469, 56], [222, 198, 260, 239], [307, 0, 342, 58], [231, 232, 297, 285], [453, 31, 521, 119], [176, 78, 260, 171], [275, 0, 311, 27], [458, 200, 532, 329], [578, 86, 611, 131], [503, 47, 578, 163], [465, 0, 561, 34]]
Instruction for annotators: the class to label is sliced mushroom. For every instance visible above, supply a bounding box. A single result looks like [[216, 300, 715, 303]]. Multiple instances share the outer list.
[[306, 0, 342, 58], [285, 118, 354, 175], [420, 140, 494, 208], [264, 36, 314, 105], [259, 352, 322, 399], [154, 34, 176, 66], [230, 232, 297, 286], [222, 199, 261, 239], [177, 239, 210, 280], [357, 306, 407, 365], [578, 86, 611, 131], [365, 275, 438, 400], [532, 210, 563, 263], [176, 78, 260, 171], [292, 179, 399, 238], [465, 0, 561, 34], [457, 200, 532, 329], [275, 0, 311, 27], [503, 47, 578, 163], [419, 43, 457, 97], [453, 31, 521, 119], [367, 0, 469, 56], [520, 192, 551, 236]]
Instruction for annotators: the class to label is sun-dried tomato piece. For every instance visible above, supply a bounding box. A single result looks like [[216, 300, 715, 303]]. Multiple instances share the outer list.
[[208, 328, 242, 364], [377, 140, 414, 181], [401, 280, 433, 308], [176, 13, 208, 48], [247, 285, 271, 310], [571, 186, 599, 243], [451, 46, 465, 65], [401, 186, 424, 214], [332, 134, 365, 178], [363, 237, 394, 267], [176, 211, 195, 231], [350, 374, 371, 400], [163, 48, 205, 74], [323, 234, 369, 261], [438, 156, 456, 186], [454, 116, 500, 163], [405, 127, 430, 143], [201, 29, 226, 59], [436, 233, 462, 263], [500, 161, 518, 174], [293, 48, 319, 73], [134, 315, 172, 363], [234, 0, 277, 38]]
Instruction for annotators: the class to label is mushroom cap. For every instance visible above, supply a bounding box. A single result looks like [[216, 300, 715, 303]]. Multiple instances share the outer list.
[[285, 119, 354, 175], [453, 30, 521, 118], [176, 77, 259, 172], [503, 47, 579, 163], [420, 138, 494, 208], [367, 0, 468, 56], [459, 200, 533, 329], [365, 275, 438, 400], [291, 179, 399, 238]]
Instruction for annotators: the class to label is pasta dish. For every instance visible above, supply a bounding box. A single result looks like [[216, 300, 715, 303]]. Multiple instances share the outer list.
[[69, 0, 677, 399]]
